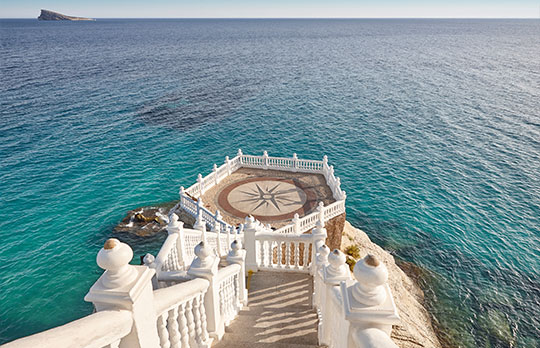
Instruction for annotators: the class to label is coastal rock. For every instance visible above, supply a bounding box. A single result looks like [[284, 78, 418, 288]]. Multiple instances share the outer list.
[[38, 9, 94, 21], [114, 207, 170, 237], [341, 221, 442, 348]]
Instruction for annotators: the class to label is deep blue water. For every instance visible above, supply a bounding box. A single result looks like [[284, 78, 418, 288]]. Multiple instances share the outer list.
[[0, 19, 539, 347]]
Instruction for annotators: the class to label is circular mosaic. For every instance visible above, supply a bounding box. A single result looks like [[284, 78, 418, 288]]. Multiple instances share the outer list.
[[217, 178, 316, 221]]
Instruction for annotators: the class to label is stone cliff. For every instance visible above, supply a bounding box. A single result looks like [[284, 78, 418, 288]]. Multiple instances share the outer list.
[[38, 9, 94, 21], [341, 221, 442, 348]]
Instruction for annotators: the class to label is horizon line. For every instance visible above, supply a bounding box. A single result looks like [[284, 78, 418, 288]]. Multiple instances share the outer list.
[[2, 16, 539, 19]]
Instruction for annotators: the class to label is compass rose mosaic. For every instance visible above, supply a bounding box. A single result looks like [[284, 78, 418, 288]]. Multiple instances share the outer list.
[[217, 178, 317, 221]]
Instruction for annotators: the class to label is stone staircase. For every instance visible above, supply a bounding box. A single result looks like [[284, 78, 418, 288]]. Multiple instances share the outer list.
[[213, 272, 322, 348]]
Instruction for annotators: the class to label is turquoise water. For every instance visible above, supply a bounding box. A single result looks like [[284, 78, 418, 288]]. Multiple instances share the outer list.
[[0, 19, 539, 346]]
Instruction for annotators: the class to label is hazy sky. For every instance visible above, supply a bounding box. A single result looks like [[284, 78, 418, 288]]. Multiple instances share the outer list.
[[2, 0, 539, 18]]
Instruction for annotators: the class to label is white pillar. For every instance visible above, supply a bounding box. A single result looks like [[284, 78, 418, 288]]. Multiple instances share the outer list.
[[194, 208, 206, 232], [292, 153, 298, 172], [292, 213, 300, 234], [225, 156, 231, 175], [237, 149, 243, 164], [320, 249, 350, 346], [340, 254, 400, 347], [197, 173, 204, 195], [168, 213, 186, 269], [310, 220, 328, 275], [187, 241, 223, 340], [227, 240, 248, 306], [212, 223, 222, 257], [262, 150, 269, 169], [243, 215, 259, 273], [213, 164, 218, 185], [317, 201, 325, 224], [85, 239, 160, 348]]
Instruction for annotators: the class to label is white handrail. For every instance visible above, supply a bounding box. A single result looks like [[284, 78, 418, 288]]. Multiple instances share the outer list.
[[1, 310, 132, 348]]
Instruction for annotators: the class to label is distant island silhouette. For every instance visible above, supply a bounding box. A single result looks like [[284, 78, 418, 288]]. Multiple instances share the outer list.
[[38, 9, 94, 21]]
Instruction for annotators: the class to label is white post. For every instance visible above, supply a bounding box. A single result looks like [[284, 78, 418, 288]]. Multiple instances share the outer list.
[[317, 201, 325, 224], [292, 213, 300, 234], [213, 164, 218, 185], [197, 173, 204, 195], [226, 226, 233, 254], [320, 249, 350, 346], [194, 207, 205, 231], [312, 244, 330, 308], [237, 149, 243, 164], [311, 219, 327, 275], [292, 153, 298, 172], [262, 150, 269, 169], [187, 242, 223, 340], [225, 156, 231, 175], [341, 254, 400, 347], [243, 216, 259, 273], [168, 213, 186, 269], [179, 186, 185, 203], [85, 239, 160, 348], [212, 223, 222, 257], [197, 197, 204, 216], [227, 240, 248, 306]]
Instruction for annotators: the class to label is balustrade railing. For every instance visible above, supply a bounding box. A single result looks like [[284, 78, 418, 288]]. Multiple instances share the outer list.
[[177, 151, 347, 237], [216, 264, 242, 327], [153, 278, 211, 348], [1, 310, 133, 348], [255, 233, 314, 272]]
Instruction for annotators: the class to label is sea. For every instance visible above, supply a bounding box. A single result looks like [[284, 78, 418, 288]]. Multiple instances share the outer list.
[[0, 18, 538, 347]]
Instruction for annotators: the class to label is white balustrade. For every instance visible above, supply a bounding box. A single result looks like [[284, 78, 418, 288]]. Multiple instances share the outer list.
[[1, 310, 133, 348]]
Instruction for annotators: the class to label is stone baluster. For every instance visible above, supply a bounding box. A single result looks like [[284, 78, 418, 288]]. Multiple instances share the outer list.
[[237, 149, 243, 164], [197, 173, 204, 195], [341, 254, 400, 348], [179, 186, 185, 208], [225, 156, 231, 175], [157, 312, 170, 348], [292, 153, 298, 172], [187, 241, 223, 339], [243, 215, 259, 273], [168, 307, 181, 348], [322, 155, 328, 170], [193, 294, 209, 347], [320, 249, 350, 346], [227, 240, 248, 306], [185, 300, 196, 346], [84, 239, 160, 348]]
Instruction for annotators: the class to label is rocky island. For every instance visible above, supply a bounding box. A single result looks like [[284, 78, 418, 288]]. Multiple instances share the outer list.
[[37, 9, 94, 21]]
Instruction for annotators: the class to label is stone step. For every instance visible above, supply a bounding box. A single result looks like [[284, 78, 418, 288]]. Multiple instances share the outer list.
[[215, 330, 319, 346], [213, 341, 322, 348], [237, 305, 316, 316]]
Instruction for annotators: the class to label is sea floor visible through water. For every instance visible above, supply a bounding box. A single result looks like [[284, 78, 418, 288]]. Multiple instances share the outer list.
[[0, 19, 539, 347]]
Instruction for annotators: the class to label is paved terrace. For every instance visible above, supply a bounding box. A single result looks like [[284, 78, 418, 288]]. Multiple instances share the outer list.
[[199, 168, 336, 228]]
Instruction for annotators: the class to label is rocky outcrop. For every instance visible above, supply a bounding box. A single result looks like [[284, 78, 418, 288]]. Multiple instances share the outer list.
[[324, 212, 346, 250], [38, 9, 94, 21], [341, 221, 442, 348]]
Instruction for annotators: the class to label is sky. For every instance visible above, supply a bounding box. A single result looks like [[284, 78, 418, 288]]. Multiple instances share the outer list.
[[1, 0, 539, 18]]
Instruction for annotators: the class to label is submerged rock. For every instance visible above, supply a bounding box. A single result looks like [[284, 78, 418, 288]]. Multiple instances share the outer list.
[[38, 9, 94, 21], [114, 206, 170, 237]]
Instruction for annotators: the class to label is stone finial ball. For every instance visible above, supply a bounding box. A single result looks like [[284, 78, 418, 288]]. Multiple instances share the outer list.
[[170, 213, 179, 223], [194, 241, 211, 259], [353, 254, 388, 287], [319, 244, 330, 257], [97, 239, 133, 271], [231, 240, 241, 251], [328, 249, 346, 266]]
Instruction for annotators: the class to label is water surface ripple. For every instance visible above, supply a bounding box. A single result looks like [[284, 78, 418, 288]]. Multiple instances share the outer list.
[[0, 19, 539, 347]]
